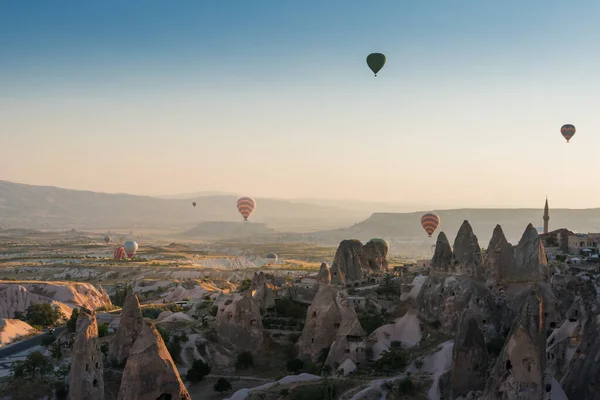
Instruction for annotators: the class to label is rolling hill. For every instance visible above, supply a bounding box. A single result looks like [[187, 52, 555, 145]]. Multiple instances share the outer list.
[[0, 181, 368, 232]]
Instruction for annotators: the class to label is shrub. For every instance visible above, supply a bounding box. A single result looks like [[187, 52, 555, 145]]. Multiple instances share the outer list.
[[41, 335, 56, 347], [414, 358, 424, 370], [186, 359, 211, 383], [397, 377, 415, 394], [24, 304, 63, 327], [236, 351, 254, 369], [213, 377, 232, 393], [287, 358, 304, 374], [97, 323, 109, 337]]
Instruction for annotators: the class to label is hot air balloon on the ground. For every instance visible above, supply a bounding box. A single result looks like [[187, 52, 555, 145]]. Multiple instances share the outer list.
[[266, 253, 278, 264], [421, 213, 440, 238], [103, 235, 111, 244], [237, 197, 256, 221], [561, 124, 576, 143], [114, 247, 125, 260], [192, 202, 196, 207], [123, 240, 138, 258], [369, 238, 390, 252], [366, 53, 386, 76]]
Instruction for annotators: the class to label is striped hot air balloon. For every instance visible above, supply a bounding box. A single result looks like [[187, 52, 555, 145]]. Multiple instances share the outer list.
[[561, 124, 576, 143], [421, 213, 440, 238], [113, 247, 125, 260], [237, 197, 256, 221]]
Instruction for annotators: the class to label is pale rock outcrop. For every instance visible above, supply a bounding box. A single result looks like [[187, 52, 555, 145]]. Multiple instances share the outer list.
[[484, 225, 514, 283], [452, 309, 489, 397], [69, 308, 104, 400], [251, 272, 266, 290], [109, 291, 144, 366], [325, 291, 367, 367], [0, 281, 112, 319], [416, 275, 500, 339], [560, 311, 600, 400], [252, 281, 276, 311], [0, 318, 36, 346], [117, 321, 191, 400], [482, 285, 548, 400], [299, 285, 343, 362], [363, 240, 388, 271], [317, 263, 331, 284], [431, 232, 453, 273], [215, 294, 263, 352], [330, 240, 368, 284], [511, 224, 549, 283], [452, 220, 485, 279]]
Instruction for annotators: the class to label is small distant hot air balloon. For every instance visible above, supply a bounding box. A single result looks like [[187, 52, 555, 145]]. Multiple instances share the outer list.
[[369, 238, 390, 252], [561, 124, 576, 143], [113, 247, 125, 260], [237, 197, 256, 221], [192, 202, 196, 208], [421, 213, 440, 238], [366, 53, 386, 76], [266, 253, 278, 264], [104, 235, 111, 244], [123, 240, 138, 258]]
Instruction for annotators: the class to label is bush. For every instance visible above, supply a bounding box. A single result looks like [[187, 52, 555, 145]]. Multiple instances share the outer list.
[[486, 337, 505, 355], [98, 323, 109, 337], [141, 307, 163, 319], [213, 377, 232, 393], [414, 358, 424, 370], [359, 313, 385, 335], [186, 359, 211, 383], [24, 304, 63, 327], [236, 351, 254, 369], [287, 358, 304, 373], [373, 342, 409, 373], [397, 377, 415, 394], [275, 299, 307, 319]]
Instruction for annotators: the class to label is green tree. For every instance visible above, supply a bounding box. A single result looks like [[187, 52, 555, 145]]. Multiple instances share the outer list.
[[238, 279, 252, 292], [67, 308, 79, 333], [97, 323, 109, 337], [18, 351, 53, 380], [41, 335, 56, 347], [24, 304, 63, 327], [236, 351, 254, 369], [186, 359, 211, 383], [213, 377, 232, 393], [287, 358, 304, 374]]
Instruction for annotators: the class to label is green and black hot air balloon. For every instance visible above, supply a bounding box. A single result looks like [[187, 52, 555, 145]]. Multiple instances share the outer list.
[[366, 53, 386, 76]]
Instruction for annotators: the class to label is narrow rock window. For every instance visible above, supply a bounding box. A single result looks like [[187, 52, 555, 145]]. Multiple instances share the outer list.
[[250, 319, 257, 326], [157, 395, 172, 400], [96, 362, 99, 368], [505, 359, 512, 371], [93, 379, 98, 387], [313, 311, 317, 318], [311, 338, 314, 343], [86, 364, 89, 371], [334, 323, 340, 329]]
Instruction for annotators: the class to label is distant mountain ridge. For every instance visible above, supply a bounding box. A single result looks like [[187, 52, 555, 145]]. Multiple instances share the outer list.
[[0, 180, 367, 232]]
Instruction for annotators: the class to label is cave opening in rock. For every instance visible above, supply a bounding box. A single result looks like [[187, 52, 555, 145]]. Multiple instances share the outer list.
[[505, 359, 512, 371]]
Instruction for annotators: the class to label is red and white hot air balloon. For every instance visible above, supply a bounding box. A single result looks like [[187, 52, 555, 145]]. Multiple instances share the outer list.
[[236, 197, 256, 221]]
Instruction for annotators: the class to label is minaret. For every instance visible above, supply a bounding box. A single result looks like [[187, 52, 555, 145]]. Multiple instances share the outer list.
[[543, 197, 549, 234]]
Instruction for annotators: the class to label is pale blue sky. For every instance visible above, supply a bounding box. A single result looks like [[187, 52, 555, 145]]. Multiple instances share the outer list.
[[1, 1, 600, 208]]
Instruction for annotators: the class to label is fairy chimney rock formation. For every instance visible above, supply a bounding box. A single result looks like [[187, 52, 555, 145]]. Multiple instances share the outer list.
[[299, 285, 342, 361], [215, 294, 263, 352], [482, 285, 548, 399], [109, 291, 144, 366], [452, 220, 485, 279], [324, 291, 367, 367], [484, 225, 514, 283], [451, 309, 489, 397], [117, 321, 191, 400], [317, 263, 332, 284], [431, 231, 453, 273], [330, 239, 368, 284], [68, 308, 104, 400], [363, 240, 389, 271], [511, 224, 549, 283]]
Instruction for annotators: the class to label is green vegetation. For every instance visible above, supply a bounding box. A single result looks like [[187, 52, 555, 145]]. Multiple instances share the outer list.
[[290, 379, 339, 400], [373, 341, 409, 374], [97, 323, 109, 337], [41, 336, 56, 347], [287, 358, 304, 373], [11, 351, 52, 380], [236, 351, 254, 370], [275, 299, 307, 320], [186, 359, 211, 383], [213, 377, 232, 393], [359, 312, 385, 335], [141, 303, 183, 319], [110, 284, 132, 307], [24, 304, 64, 328]]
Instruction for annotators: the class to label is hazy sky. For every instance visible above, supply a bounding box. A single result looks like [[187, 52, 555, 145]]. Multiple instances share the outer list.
[[2, 1, 600, 208]]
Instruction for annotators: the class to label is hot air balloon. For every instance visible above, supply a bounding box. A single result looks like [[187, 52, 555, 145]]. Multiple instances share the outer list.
[[192, 202, 196, 207], [113, 247, 125, 260], [561, 124, 576, 143], [237, 197, 256, 221], [421, 213, 440, 238], [366, 53, 386, 76], [123, 240, 138, 258], [266, 253, 278, 264], [104, 235, 111, 244], [369, 238, 390, 252]]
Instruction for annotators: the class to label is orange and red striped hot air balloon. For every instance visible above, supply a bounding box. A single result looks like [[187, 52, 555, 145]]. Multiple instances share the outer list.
[[237, 197, 256, 221], [113, 247, 125, 260], [421, 213, 440, 238]]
